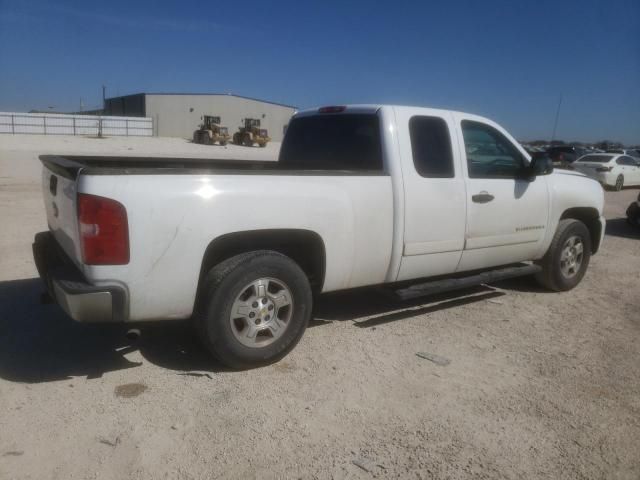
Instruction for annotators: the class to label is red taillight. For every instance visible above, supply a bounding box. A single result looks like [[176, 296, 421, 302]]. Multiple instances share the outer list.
[[318, 106, 346, 113], [78, 193, 129, 265]]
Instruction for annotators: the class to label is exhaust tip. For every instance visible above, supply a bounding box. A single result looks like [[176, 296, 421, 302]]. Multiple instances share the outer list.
[[125, 328, 141, 341]]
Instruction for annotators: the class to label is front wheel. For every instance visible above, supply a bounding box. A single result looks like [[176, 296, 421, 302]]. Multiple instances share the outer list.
[[195, 251, 312, 369], [535, 219, 591, 291], [614, 175, 624, 191]]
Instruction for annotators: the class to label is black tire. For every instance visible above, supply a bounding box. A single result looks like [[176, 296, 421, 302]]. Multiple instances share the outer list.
[[195, 251, 312, 369], [535, 219, 591, 292], [627, 202, 640, 226], [244, 136, 253, 147], [614, 175, 624, 191]]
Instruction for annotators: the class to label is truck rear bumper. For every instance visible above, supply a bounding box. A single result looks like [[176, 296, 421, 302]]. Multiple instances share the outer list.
[[33, 231, 127, 323]]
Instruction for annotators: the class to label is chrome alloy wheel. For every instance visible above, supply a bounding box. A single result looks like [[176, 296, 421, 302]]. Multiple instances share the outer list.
[[229, 278, 293, 348], [560, 235, 584, 278]]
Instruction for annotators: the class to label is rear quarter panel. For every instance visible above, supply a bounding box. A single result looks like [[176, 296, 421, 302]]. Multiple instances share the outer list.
[[78, 173, 393, 321]]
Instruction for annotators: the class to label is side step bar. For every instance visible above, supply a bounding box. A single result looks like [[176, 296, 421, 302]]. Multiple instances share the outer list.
[[393, 264, 542, 301]]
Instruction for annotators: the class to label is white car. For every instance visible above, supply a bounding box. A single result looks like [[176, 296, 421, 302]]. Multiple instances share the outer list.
[[573, 153, 640, 191], [607, 148, 640, 159], [33, 104, 605, 368]]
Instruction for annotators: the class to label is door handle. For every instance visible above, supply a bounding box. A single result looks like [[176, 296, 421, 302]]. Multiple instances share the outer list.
[[472, 191, 494, 203]]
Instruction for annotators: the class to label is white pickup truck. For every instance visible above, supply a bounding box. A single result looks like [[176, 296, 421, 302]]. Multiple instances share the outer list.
[[34, 105, 605, 368]]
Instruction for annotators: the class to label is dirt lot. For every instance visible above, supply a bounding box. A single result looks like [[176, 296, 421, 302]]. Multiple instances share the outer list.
[[1, 135, 639, 480]]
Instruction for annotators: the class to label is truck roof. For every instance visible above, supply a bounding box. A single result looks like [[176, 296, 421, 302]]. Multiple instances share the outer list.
[[294, 104, 489, 122]]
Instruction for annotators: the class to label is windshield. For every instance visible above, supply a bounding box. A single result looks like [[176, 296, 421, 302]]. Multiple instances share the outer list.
[[576, 155, 613, 163], [279, 113, 383, 171]]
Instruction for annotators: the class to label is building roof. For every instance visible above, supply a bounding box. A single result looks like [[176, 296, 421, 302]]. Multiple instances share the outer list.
[[105, 92, 296, 109]]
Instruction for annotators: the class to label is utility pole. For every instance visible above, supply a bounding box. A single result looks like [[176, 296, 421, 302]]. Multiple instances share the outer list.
[[551, 94, 563, 142], [102, 85, 106, 109]]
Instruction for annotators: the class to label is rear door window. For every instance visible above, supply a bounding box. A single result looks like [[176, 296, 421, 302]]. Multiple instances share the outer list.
[[409, 116, 454, 178], [279, 114, 383, 171]]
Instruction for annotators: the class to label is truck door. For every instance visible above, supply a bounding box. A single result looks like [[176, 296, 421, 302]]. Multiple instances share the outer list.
[[453, 114, 549, 272], [394, 107, 466, 281]]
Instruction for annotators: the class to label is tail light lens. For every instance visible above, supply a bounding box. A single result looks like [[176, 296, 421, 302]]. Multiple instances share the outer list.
[[596, 166, 613, 172], [78, 193, 129, 265]]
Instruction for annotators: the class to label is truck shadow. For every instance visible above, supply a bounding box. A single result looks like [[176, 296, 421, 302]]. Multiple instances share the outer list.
[[0, 278, 505, 382], [605, 218, 640, 240], [312, 286, 506, 328], [0, 278, 226, 382], [0, 278, 144, 383]]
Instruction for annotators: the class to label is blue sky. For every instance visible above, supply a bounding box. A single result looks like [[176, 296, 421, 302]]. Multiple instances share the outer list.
[[1, 0, 638, 144]]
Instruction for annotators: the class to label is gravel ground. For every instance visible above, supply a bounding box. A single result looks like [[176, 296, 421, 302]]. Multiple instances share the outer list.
[[0, 135, 639, 480]]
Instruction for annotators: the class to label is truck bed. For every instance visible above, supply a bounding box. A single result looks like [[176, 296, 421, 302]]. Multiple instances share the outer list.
[[40, 155, 386, 178], [39, 152, 395, 321]]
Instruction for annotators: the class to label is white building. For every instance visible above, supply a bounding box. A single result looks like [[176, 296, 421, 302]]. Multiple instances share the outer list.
[[104, 93, 296, 141]]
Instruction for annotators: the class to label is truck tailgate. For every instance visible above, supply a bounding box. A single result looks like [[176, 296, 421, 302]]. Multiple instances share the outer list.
[[41, 160, 82, 267]]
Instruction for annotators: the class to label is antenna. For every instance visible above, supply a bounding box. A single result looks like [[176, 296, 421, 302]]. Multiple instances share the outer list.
[[551, 94, 563, 142]]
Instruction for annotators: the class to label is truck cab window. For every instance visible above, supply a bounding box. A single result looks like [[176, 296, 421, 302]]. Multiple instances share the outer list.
[[461, 120, 524, 179], [279, 114, 383, 171], [409, 116, 454, 178]]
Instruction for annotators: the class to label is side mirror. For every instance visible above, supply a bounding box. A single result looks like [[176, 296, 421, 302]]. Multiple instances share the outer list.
[[530, 156, 554, 176]]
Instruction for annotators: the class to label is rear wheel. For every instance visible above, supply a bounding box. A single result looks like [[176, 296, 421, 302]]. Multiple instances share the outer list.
[[535, 219, 591, 291], [198, 132, 209, 145], [615, 175, 624, 191], [195, 251, 312, 369], [244, 135, 253, 147]]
